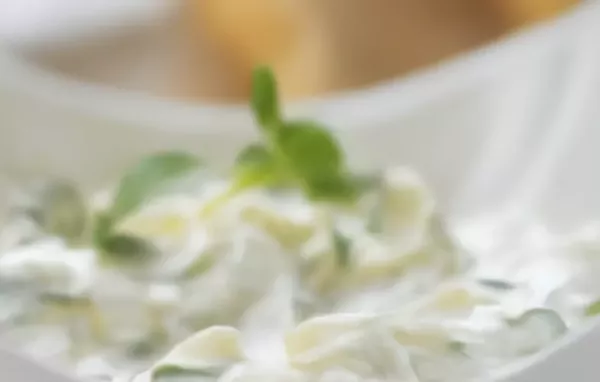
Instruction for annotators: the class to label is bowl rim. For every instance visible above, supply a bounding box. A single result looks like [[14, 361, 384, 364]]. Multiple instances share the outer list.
[[0, 2, 590, 135], [1, 304, 599, 382], [492, 314, 600, 381]]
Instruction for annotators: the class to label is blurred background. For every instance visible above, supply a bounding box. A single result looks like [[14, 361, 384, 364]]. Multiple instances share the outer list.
[[0, 0, 597, 220], [0, 0, 580, 103]]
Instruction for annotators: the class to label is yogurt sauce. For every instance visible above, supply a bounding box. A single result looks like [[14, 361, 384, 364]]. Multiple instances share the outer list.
[[0, 167, 598, 382]]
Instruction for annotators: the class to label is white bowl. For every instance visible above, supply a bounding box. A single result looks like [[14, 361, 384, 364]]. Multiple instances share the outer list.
[[0, 2, 593, 209], [1, 1, 600, 381]]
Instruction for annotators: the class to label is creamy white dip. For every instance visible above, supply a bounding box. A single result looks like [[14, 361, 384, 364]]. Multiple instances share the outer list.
[[0, 167, 597, 382]]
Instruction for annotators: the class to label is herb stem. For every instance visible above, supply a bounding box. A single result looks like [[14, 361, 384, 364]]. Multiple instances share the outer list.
[[198, 174, 263, 219], [198, 186, 241, 219]]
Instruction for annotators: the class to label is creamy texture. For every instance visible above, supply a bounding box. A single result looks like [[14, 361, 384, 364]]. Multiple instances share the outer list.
[[0, 168, 597, 382]]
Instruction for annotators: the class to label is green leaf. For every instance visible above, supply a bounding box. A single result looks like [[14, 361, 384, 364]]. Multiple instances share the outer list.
[[251, 66, 281, 130], [585, 299, 600, 317], [235, 143, 294, 189], [236, 143, 273, 168], [277, 120, 343, 182], [247, 69, 364, 206], [306, 175, 358, 202], [201, 144, 285, 218], [99, 234, 158, 265], [235, 144, 277, 180], [111, 152, 201, 222], [332, 228, 352, 269]]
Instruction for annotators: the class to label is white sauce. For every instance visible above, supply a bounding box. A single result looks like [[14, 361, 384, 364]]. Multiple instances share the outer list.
[[0, 167, 597, 382]]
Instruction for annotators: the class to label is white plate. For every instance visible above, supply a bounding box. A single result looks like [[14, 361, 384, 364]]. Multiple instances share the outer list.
[[1, 1, 600, 381]]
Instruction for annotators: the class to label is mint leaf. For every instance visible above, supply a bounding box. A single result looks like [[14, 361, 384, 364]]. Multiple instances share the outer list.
[[585, 299, 600, 317], [230, 67, 361, 206], [234, 143, 294, 191], [236, 143, 273, 167], [251, 66, 281, 130], [235, 144, 279, 181], [110, 152, 201, 222], [92, 152, 200, 257], [306, 175, 358, 202], [277, 120, 343, 181]]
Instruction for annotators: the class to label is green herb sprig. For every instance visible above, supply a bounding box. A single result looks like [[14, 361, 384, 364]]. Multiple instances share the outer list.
[[91, 67, 373, 262], [93, 152, 202, 262], [202, 67, 364, 216]]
